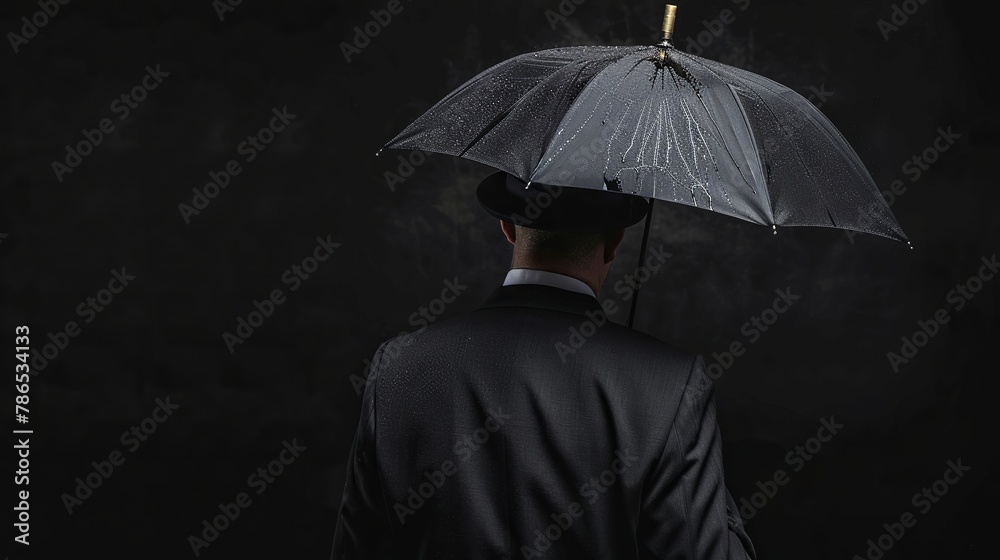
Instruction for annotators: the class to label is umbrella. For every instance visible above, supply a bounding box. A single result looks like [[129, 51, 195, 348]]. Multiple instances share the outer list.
[[379, 4, 908, 325]]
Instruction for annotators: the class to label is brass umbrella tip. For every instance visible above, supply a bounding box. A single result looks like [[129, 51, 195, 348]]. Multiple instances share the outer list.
[[661, 4, 678, 43]]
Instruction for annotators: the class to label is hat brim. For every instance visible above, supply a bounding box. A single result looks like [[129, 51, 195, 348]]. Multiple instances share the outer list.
[[477, 172, 649, 234]]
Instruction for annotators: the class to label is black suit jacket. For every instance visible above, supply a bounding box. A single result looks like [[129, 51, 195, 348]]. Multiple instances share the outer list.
[[332, 282, 755, 559]]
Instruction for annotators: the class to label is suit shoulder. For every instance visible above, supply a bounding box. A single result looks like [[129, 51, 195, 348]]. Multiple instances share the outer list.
[[367, 307, 483, 359], [601, 320, 700, 364]]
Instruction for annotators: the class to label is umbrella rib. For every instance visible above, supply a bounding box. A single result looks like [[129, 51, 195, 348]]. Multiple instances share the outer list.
[[723, 68, 901, 237], [724, 83, 767, 196], [671, 53, 771, 202], [681, 97, 731, 211], [457, 109, 514, 158], [685, 55, 900, 236], [623, 101, 645, 163], [457, 57, 589, 159], [531, 51, 650, 181], [638, 95, 660, 160], [666, 102, 708, 208], [457, 49, 640, 164], [737, 85, 834, 226], [600, 99, 635, 187], [383, 53, 534, 150], [531, 48, 655, 181], [653, 100, 664, 192]]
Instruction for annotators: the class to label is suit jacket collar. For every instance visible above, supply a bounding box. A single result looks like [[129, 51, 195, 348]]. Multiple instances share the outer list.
[[477, 283, 604, 317]]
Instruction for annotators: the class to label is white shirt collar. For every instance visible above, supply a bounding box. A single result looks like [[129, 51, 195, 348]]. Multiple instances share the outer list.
[[502, 268, 597, 299]]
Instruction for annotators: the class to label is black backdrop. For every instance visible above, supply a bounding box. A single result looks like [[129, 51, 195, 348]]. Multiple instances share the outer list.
[[3, 0, 997, 558]]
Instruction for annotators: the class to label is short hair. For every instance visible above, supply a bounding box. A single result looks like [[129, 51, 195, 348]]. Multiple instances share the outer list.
[[515, 225, 606, 266]]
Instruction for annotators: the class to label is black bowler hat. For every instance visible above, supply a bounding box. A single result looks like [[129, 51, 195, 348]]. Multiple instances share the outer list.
[[476, 171, 649, 234]]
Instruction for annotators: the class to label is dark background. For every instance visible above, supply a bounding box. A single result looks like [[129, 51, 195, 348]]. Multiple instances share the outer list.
[[2, 0, 997, 558]]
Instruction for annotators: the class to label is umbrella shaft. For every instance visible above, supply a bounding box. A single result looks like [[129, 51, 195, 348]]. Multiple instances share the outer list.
[[627, 199, 655, 330]]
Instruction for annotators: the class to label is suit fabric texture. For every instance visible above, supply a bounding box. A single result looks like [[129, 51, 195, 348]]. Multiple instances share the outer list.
[[332, 282, 756, 560]]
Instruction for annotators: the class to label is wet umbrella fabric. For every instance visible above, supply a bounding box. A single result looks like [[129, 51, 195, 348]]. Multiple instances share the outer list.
[[382, 44, 907, 243]]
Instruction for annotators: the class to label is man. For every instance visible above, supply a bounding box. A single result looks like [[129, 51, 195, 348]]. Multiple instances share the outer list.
[[332, 172, 756, 559]]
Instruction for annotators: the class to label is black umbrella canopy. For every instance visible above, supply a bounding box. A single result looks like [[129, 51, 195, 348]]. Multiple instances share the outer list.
[[382, 5, 907, 244]]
